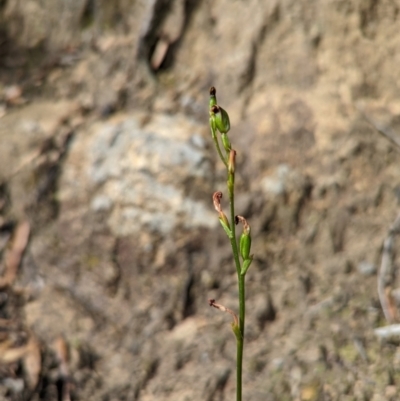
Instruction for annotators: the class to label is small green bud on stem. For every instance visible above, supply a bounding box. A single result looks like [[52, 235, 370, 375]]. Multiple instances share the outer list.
[[227, 149, 236, 193], [235, 215, 252, 262], [209, 87, 231, 164], [210, 105, 231, 135]]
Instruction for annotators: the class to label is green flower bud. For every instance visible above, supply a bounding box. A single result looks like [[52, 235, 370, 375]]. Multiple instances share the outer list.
[[235, 215, 252, 261], [240, 231, 251, 261], [210, 105, 230, 134]]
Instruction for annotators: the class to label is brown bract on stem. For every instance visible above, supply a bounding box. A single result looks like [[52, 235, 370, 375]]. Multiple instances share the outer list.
[[212, 191, 230, 229], [228, 149, 236, 174], [212, 191, 223, 214]]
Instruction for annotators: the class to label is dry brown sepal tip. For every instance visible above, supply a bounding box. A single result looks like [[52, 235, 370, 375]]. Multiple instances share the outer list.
[[209, 299, 241, 339], [212, 191, 231, 236]]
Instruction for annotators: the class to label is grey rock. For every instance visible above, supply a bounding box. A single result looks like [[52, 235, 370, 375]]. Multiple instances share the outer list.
[[357, 261, 377, 276], [59, 112, 216, 236], [1, 378, 24, 394]]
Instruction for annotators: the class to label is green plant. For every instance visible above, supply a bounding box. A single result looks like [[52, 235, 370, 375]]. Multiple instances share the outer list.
[[208, 87, 253, 401]]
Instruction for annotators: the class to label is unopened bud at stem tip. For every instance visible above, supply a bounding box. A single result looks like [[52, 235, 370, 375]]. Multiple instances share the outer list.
[[209, 88, 217, 108]]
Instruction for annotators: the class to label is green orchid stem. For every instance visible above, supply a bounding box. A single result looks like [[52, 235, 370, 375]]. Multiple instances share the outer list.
[[210, 87, 247, 401], [228, 171, 245, 401], [237, 276, 245, 401], [210, 121, 228, 168]]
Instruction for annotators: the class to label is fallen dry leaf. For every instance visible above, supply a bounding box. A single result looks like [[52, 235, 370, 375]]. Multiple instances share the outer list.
[[0, 220, 30, 288], [52, 336, 71, 401], [0, 341, 28, 364], [23, 336, 42, 390], [53, 335, 69, 375]]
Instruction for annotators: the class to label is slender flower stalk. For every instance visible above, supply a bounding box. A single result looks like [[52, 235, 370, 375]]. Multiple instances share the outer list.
[[208, 87, 253, 401]]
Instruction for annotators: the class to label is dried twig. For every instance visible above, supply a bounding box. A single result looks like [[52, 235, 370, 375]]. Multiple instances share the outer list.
[[8, 149, 42, 179], [378, 214, 400, 323], [374, 324, 400, 340], [23, 336, 42, 390], [357, 104, 400, 152]]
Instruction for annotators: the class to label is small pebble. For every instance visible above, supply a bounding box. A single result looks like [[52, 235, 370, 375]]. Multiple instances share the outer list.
[[357, 261, 376, 276]]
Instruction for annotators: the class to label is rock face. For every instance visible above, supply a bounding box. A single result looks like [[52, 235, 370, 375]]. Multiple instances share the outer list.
[[2, 0, 400, 400], [59, 112, 215, 236]]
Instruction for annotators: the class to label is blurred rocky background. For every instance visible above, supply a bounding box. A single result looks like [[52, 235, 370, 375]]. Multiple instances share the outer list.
[[1, 0, 400, 400]]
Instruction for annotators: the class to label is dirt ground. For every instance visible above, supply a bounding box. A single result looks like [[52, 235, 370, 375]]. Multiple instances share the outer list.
[[2, 1, 400, 400]]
